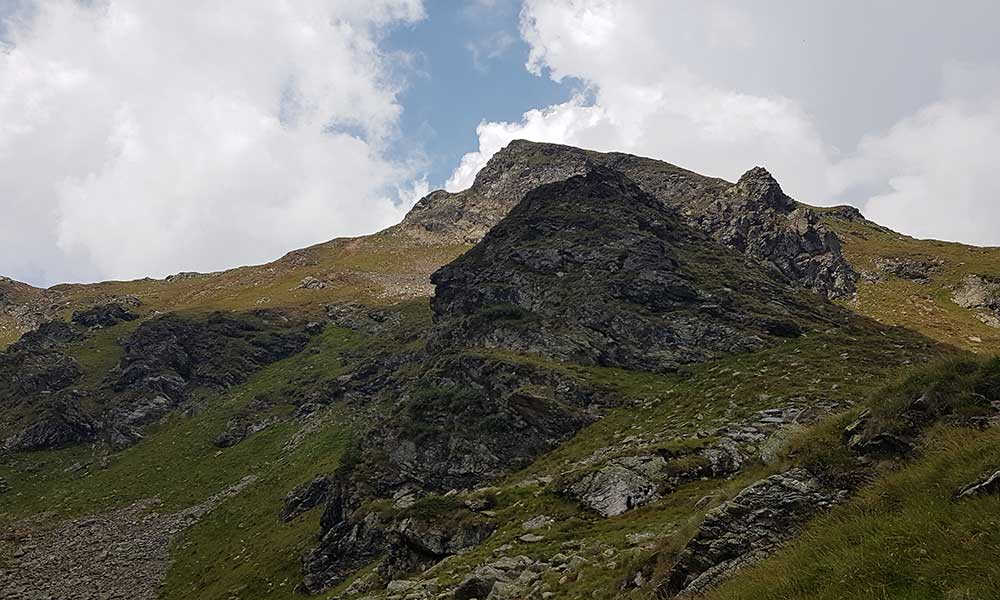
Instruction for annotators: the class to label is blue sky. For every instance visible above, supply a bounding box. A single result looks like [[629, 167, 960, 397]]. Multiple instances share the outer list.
[[383, 0, 569, 188]]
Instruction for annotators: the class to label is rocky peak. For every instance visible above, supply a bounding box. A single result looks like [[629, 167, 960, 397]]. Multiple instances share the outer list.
[[729, 166, 796, 212], [429, 166, 841, 372], [394, 140, 592, 245], [395, 140, 857, 298]]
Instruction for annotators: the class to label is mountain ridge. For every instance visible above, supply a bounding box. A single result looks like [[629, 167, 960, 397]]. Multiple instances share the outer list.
[[2, 140, 1000, 600]]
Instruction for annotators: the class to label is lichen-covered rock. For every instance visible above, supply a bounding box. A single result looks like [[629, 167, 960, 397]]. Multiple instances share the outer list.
[[566, 460, 664, 517], [657, 468, 848, 597]]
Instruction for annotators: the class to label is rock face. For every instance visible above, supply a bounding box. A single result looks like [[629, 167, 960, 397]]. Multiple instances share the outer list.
[[71, 302, 138, 328], [688, 167, 856, 299], [2, 310, 313, 452], [0, 321, 82, 397], [300, 354, 604, 592], [106, 311, 311, 448], [112, 311, 309, 398], [395, 141, 592, 244], [0, 322, 92, 451], [431, 168, 838, 373], [657, 468, 847, 597], [953, 274, 1000, 327], [399, 140, 858, 298]]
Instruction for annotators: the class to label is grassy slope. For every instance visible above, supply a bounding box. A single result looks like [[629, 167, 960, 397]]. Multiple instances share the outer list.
[[705, 358, 1000, 600], [0, 233, 469, 348], [0, 325, 366, 599], [826, 214, 1000, 353]]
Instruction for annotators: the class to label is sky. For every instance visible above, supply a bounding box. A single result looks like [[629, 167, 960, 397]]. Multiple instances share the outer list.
[[1, 0, 999, 286]]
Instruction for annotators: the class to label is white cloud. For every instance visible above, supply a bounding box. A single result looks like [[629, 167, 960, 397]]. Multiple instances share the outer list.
[[466, 30, 515, 73], [453, 0, 837, 201], [449, 0, 1000, 247], [0, 0, 424, 286], [834, 68, 1000, 246]]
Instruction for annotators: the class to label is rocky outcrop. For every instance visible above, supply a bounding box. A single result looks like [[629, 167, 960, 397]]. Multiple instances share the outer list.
[[0, 322, 82, 397], [301, 354, 604, 592], [0, 322, 93, 451], [281, 476, 333, 522], [105, 311, 311, 448], [301, 168, 850, 593], [953, 274, 1000, 327], [955, 469, 1000, 500], [689, 168, 857, 298], [395, 141, 592, 244], [870, 256, 942, 284], [430, 168, 839, 373], [565, 458, 666, 518], [3, 399, 98, 451], [657, 468, 848, 597], [71, 302, 138, 328], [112, 311, 309, 398], [398, 140, 858, 298]]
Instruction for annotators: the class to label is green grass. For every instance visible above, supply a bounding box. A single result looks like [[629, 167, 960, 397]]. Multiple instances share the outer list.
[[0, 325, 365, 523], [827, 215, 1000, 354], [705, 425, 1000, 600], [160, 411, 352, 600]]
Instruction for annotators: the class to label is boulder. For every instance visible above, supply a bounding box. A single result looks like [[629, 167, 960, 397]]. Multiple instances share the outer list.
[[657, 468, 848, 597], [71, 302, 138, 328], [955, 469, 1000, 500]]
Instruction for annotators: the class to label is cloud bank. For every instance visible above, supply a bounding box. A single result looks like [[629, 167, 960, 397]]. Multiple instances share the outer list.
[[0, 0, 424, 286], [448, 0, 1000, 248]]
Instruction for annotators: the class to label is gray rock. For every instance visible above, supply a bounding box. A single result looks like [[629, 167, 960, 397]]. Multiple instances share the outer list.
[[955, 469, 1000, 500], [953, 274, 1000, 327], [297, 276, 327, 290], [873, 257, 941, 283], [567, 461, 663, 517], [657, 468, 848, 597], [398, 140, 857, 298], [430, 168, 843, 374], [281, 475, 332, 521]]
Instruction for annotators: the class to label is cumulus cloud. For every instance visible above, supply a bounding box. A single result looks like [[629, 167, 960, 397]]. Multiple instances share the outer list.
[[834, 67, 1000, 246], [449, 0, 1000, 247], [0, 0, 424, 286]]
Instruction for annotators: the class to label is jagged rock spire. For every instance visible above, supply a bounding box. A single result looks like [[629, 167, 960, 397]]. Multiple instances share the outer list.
[[731, 166, 795, 212]]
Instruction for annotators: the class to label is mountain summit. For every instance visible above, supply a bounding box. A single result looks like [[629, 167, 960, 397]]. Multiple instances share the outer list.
[[399, 140, 857, 298]]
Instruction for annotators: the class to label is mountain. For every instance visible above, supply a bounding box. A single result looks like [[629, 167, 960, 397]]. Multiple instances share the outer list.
[[1, 141, 1000, 600]]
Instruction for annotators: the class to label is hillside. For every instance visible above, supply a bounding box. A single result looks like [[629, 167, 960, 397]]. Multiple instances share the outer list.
[[2, 140, 999, 600]]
